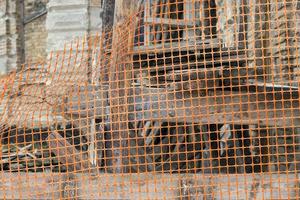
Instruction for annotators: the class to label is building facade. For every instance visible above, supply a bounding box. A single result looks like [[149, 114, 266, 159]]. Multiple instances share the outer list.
[[0, 0, 299, 83], [0, 0, 106, 74]]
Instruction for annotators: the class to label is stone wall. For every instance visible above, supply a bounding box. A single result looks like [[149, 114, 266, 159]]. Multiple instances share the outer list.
[[0, 0, 103, 71], [0, 0, 23, 74], [0, 0, 49, 73], [46, 0, 103, 53], [45, 0, 104, 85]]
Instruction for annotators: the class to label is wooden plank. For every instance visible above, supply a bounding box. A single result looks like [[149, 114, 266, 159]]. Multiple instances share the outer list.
[[109, 0, 142, 173], [47, 131, 89, 172], [165, 68, 221, 82], [144, 17, 195, 27], [132, 38, 220, 54], [128, 86, 300, 127], [0, 173, 298, 199], [133, 52, 246, 68], [134, 68, 221, 90], [0, 173, 64, 199]]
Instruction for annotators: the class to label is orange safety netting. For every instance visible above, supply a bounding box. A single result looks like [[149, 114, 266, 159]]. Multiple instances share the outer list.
[[0, 0, 299, 199]]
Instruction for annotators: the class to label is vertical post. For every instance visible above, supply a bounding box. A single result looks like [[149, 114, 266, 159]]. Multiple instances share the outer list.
[[144, 0, 151, 46], [215, 0, 237, 48], [246, 0, 255, 70], [17, 0, 25, 67], [201, 125, 212, 174], [109, 0, 141, 173], [183, 0, 194, 41], [295, 127, 300, 172]]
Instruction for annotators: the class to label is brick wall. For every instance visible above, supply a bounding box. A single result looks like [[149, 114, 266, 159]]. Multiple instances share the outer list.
[[24, 0, 48, 63]]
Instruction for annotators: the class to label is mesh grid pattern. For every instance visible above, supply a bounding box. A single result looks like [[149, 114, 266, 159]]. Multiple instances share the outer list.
[[0, 0, 299, 199]]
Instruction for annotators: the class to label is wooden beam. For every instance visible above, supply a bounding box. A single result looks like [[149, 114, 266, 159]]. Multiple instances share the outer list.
[[144, 17, 195, 27], [0, 173, 298, 199], [132, 38, 220, 54], [128, 86, 300, 127], [109, 0, 142, 173], [165, 68, 221, 82]]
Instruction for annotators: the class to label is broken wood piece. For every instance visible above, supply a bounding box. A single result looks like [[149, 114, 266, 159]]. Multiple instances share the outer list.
[[166, 68, 221, 82], [88, 119, 104, 171], [141, 121, 151, 137], [144, 17, 194, 27], [88, 119, 97, 167], [145, 121, 161, 146], [16, 144, 36, 159], [249, 125, 257, 156], [201, 125, 212, 174], [47, 131, 89, 172], [219, 124, 231, 156], [0, 144, 36, 164], [95, 124, 104, 169]]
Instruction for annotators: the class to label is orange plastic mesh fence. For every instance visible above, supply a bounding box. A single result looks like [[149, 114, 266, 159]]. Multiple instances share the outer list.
[[0, 0, 300, 199]]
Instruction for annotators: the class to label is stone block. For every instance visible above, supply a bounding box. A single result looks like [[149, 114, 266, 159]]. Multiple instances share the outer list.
[[47, 0, 87, 9], [0, 39, 7, 56], [0, 18, 6, 35], [46, 31, 88, 52], [7, 37, 17, 55], [7, 55, 17, 66], [0, 9, 5, 18], [46, 11, 88, 31], [90, 0, 102, 7], [0, 56, 7, 74], [89, 7, 102, 31], [0, 0, 6, 14], [7, 0, 16, 14], [8, 17, 17, 34]]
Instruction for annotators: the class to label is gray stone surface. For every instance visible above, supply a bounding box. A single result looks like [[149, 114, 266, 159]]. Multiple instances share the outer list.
[[46, 0, 89, 53], [46, 0, 103, 54], [0, 0, 21, 74]]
